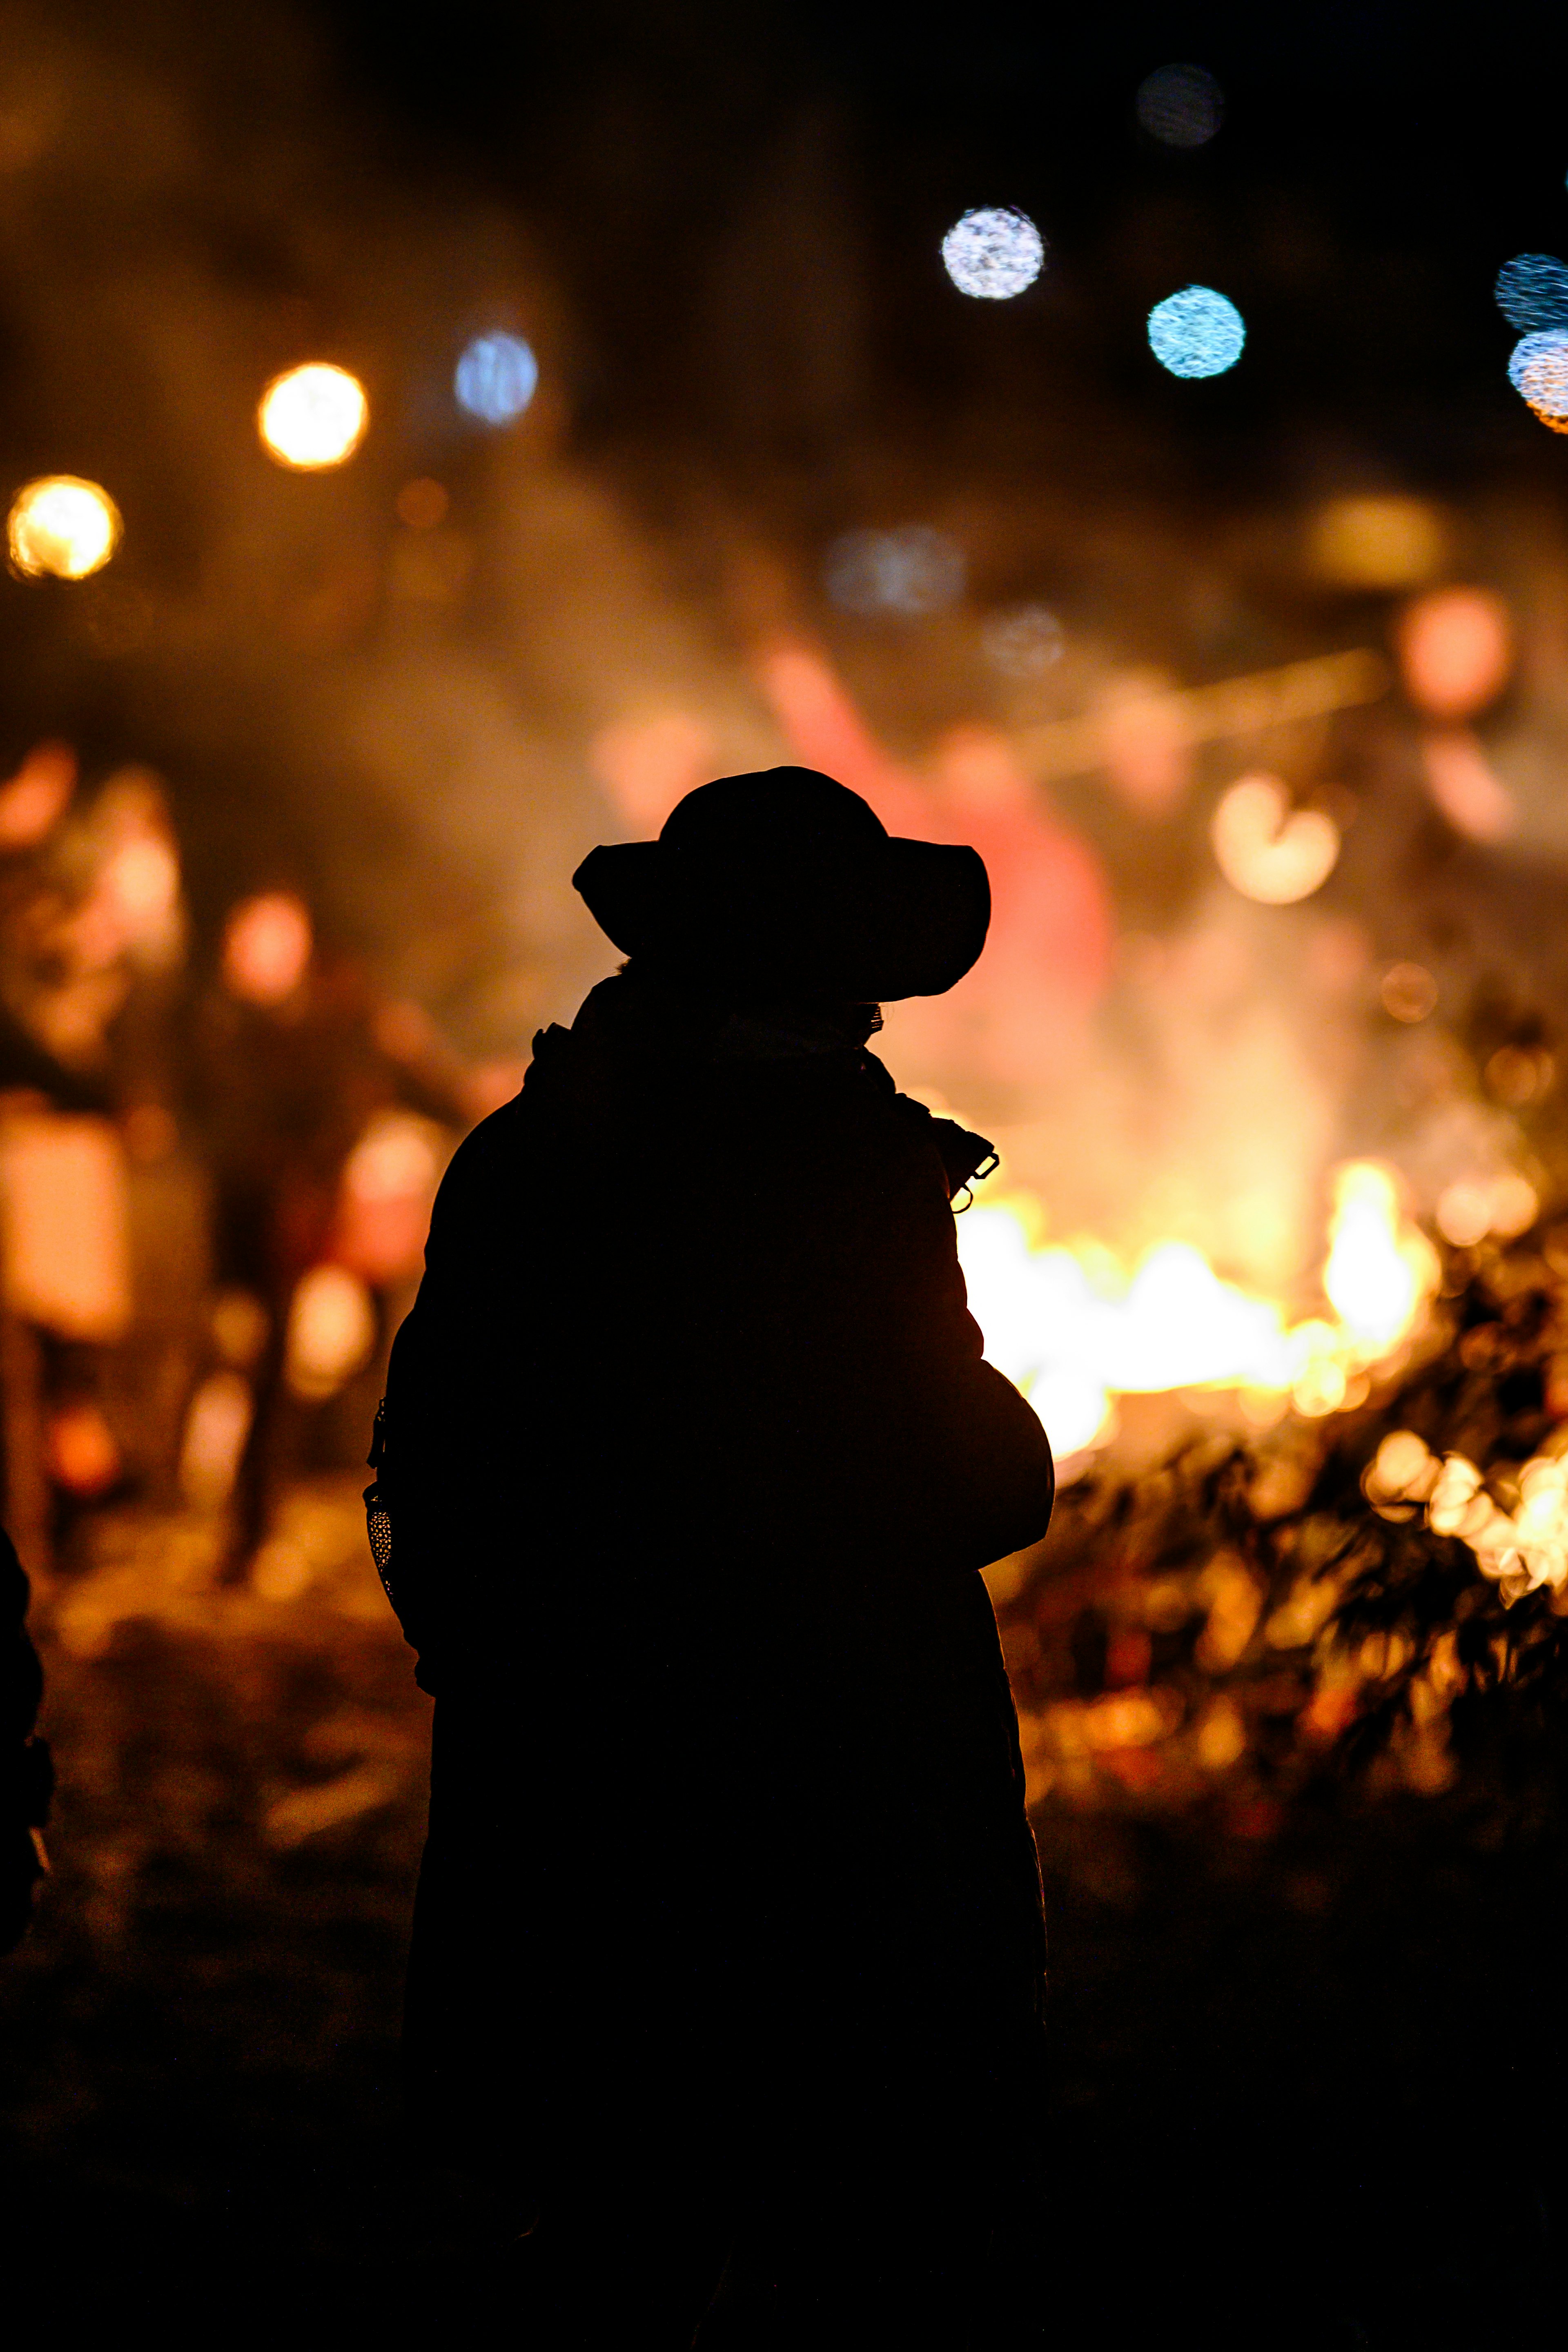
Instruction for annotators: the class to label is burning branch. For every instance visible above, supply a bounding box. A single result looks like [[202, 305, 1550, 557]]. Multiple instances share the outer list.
[[1015, 647, 1392, 785]]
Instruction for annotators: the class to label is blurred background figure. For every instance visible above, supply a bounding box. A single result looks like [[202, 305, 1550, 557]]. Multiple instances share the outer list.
[[189, 890, 494, 1580], [0, 1523, 49, 1953], [0, 735, 134, 1571]]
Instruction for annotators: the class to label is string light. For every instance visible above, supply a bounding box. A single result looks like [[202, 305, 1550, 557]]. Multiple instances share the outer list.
[[941, 207, 1045, 300], [258, 364, 368, 470], [1147, 285, 1245, 378], [454, 333, 538, 424], [1508, 331, 1568, 432], [1494, 253, 1568, 332], [7, 476, 120, 579]]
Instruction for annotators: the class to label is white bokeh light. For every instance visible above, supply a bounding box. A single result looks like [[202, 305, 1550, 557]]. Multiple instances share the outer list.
[[1508, 331, 1568, 430], [941, 207, 1045, 301], [258, 364, 368, 469], [1210, 774, 1340, 904], [454, 332, 539, 425], [1147, 285, 1245, 378], [7, 476, 120, 578]]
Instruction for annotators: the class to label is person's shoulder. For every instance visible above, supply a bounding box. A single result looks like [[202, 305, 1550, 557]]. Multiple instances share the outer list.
[[428, 1045, 551, 1221], [885, 1094, 998, 1203], [739, 1051, 951, 1200], [442, 1084, 528, 1184]]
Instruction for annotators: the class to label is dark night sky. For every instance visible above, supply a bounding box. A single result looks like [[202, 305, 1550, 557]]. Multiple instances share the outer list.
[[299, 0, 1568, 484], [1, 0, 1560, 995]]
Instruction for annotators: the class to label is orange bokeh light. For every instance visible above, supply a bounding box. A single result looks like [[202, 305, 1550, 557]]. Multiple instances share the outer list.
[[1397, 587, 1512, 720], [258, 364, 368, 470], [222, 891, 313, 1005], [0, 741, 75, 849]]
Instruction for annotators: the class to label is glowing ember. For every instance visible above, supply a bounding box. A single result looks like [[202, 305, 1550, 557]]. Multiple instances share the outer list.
[[1434, 1172, 1538, 1247], [1367, 1428, 1568, 1604], [957, 1159, 1438, 1468], [8, 475, 120, 578], [258, 363, 368, 470], [1209, 773, 1340, 904]]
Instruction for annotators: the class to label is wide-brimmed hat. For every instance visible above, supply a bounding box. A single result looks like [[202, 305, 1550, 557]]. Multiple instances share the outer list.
[[573, 766, 990, 1000]]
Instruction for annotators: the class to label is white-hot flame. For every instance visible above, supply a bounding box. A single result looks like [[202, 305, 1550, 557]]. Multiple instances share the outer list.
[[958, 1158, 1439, 1466], [1321, 1161, 1430, 1344]]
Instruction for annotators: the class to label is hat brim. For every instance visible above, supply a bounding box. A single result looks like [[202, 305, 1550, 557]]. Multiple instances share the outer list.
[[574, 834, 989, 1000]]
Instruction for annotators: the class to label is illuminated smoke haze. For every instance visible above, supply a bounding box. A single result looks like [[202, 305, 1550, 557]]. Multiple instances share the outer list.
[[3, 0, 1568, 1313]]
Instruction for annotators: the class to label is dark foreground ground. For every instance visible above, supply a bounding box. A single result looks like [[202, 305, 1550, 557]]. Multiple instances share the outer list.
[[1, 1485, 1563, 2346]]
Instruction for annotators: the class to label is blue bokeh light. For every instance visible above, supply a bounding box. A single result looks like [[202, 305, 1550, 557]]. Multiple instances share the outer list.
[[1147, 285, 1245, 379], [1494, 254, 1568, 333], [454, 333, 539, 425]]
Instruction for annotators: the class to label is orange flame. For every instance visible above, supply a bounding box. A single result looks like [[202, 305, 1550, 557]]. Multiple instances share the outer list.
[[958, 1159, 1439, 1468]]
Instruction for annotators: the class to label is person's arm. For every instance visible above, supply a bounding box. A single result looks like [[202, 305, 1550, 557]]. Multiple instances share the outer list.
[[868, 1125, 1055, 1570], [746, 1076, 1055, 1575], [374, 1099, 528, 1688]]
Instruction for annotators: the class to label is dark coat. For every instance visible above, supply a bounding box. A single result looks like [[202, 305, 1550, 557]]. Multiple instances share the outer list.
[[378, 968, 1055, 2280]]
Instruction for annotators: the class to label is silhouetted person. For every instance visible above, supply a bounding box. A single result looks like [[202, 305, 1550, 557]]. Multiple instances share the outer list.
[[375, 769, 1055, 2345], [1, 1527, 50, 1953]]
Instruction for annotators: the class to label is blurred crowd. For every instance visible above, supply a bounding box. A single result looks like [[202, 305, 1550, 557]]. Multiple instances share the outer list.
[[0, 731, 521, 1583]]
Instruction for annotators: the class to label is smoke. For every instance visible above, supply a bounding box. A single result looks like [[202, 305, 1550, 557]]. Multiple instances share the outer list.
[[1, 0, 1563, 1314], [0, 0, 780, 1046]]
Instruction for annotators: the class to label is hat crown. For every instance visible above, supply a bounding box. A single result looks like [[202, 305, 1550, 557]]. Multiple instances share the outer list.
[[573, 764, 989, 1000], [659, 768, 888, 862]]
